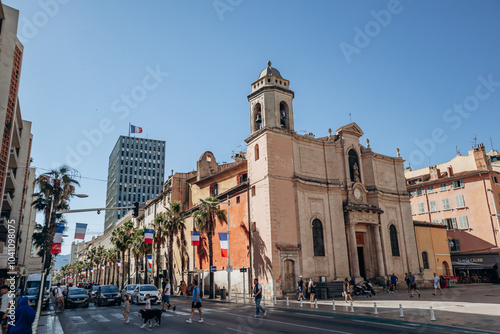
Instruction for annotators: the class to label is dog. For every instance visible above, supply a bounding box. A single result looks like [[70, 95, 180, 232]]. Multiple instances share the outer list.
[[138, 309, 162, 328]]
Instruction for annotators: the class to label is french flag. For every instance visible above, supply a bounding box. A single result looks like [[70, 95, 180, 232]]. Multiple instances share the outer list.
[[101, 264, 105, 271], [191, 231, 200, 246], [130, 124, 143, 133], [50, 223, 64, 254], [74, 223, 87, 240], [144, 229, 154, 244], [117, 260, 121, 269], [90, 268, 94, 274], [219, 232, 228, 257], [147, 254, 153, 268]]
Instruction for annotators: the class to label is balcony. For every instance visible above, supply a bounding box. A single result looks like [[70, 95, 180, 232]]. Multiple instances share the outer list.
[[11, 123, 21, 149], [0, 217, 6, 234], [2, 193, 13, 210], [8, 148, 19, 168], [5, 170, 16, 189]]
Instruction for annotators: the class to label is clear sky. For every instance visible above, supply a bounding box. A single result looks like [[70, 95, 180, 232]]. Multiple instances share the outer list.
[[4, 0, 500, 255]]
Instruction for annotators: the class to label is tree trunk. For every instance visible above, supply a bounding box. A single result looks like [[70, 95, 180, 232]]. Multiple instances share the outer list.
[[112, 262, 116, 285], [168, 235, 174, 285], [208, 232, 214, 299], [144, 254, 148, 284], [156, 241, 161, 288], [135, 255, 139, 284], [127, 249, 131, 286]]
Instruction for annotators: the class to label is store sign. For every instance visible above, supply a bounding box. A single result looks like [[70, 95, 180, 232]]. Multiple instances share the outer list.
[[457, 258, 484, 263]]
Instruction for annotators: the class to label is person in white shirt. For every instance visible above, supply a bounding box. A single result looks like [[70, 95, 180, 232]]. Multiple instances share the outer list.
[[0, 285, 13, 334], [433, 273, 444, 296], [161, 278, 176, 312], [144, 294, 151, 311], [54, 283, 64, 312]]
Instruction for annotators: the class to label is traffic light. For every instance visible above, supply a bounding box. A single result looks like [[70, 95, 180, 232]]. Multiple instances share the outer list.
[[133, 201, 139, 217]]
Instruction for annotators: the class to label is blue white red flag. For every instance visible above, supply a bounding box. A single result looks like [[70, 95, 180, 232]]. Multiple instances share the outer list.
[[51, 223, 65, 254], [130, 124, 143, 133], [117, 260, 121, 269], [219, 232, 228, 257], [144, 229, 154, 244], [147, 254, 153, 268], [191, 231, 200, 246], [74, 223, 87, 240]]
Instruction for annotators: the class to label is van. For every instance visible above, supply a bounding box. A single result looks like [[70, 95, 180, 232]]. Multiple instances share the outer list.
[[24, 274, 52, 294]]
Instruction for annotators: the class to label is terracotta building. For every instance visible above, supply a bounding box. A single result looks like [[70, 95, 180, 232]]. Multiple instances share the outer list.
[[406, 145, 500, 283]]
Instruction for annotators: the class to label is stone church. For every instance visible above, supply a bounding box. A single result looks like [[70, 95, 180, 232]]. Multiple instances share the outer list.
[[245, 62, 419, 298]]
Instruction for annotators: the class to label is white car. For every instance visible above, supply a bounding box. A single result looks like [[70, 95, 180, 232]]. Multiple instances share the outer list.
[[131, 284, 160, 304]]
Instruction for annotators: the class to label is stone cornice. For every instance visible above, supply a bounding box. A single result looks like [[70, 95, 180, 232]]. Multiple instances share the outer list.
[[247, 86, 295, 100]]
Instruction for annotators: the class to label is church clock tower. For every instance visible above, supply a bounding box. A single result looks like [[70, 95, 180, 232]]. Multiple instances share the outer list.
[[247, 61, 295, 134]]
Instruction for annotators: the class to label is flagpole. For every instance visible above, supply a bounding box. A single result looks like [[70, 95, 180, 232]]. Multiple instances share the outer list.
[[227, 194, 231, 302], [128, 123, 131, 137]]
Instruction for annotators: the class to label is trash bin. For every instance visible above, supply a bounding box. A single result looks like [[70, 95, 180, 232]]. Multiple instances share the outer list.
[[220, 288, 227, 300]]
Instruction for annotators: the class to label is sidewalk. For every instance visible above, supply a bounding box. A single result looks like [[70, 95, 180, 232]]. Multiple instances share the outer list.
[[36, 311, 63, 334]]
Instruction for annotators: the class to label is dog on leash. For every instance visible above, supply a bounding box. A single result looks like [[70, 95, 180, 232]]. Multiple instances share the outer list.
[[138, 309, 162, 327]]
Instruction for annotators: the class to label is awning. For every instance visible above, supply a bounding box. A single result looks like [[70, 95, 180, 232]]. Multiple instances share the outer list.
[[451, 261, 484, 269]]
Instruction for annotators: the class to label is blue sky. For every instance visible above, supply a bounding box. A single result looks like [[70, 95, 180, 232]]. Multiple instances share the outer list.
[[4, 0, 500, 254]]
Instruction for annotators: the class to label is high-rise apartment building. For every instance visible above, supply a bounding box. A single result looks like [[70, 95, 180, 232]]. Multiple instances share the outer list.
[[104, 136, 165, 232]]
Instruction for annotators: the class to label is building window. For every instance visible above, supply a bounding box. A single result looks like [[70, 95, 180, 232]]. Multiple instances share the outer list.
[[254, 103, 262, 130], [440, 183, 447, 192], [210, 183, 218, 197], [312, 219, 325, 256], [255, 144, 260, 161], [450, 180, 464, 189], [409, 190, 416, 197], [279, 101, 288, 128], [422, 251, 430, 269], [389, 225, 400, 257], [429, 200, 438, 212], [427, 185, 435, 194], [251, 186, 256, 197], [348, 150, 361, 183], [443, 218, 457, 230], [458, 216, 469, 229], [455, 195, 465, 209], [237, 173, 248, 184], [432, 219, 439, 224], [416, 188, 425, 196], [449, 239, 460, 252], [493, 176, 499, 184], [418, 203, 425, 214], [236, 196, 240, 204], [442, 198, 451, 210]]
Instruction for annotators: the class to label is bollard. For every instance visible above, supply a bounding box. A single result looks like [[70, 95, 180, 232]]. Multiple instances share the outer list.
[[350, 301, 354, 313], [315, 299, 318, 309], [300, 298, 303, 308], [332, 299, 336, 311], [274, 296, 276, 306], [399, 304, 404, 318], [286, 297, 289, 307], [374, 302, 378, 315], [430, 306, 436, 321], [235, 294, 238, 303]]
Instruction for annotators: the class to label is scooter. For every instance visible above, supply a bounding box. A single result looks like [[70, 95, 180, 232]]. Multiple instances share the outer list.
[[353, 281, 375, 296]]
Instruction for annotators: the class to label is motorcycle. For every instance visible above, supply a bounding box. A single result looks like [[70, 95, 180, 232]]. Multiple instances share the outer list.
[[353, 281, 376, 297]]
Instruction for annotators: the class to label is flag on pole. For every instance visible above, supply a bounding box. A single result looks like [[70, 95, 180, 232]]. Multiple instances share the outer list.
[[147, 254, 153, 268], [51, 223, 64, 254], [74, 223, 88, 240], [101, 264, 105, 272], [130, 124, 143, 133], [117, 260, 121, 269], [191, 231, 200, 246], [219, 232, 228, 257], [90, 268, 94, 274], [82, 269, 86, 276], [144, 229, 154, 244]]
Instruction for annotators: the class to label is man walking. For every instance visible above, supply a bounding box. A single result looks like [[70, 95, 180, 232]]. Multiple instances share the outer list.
[[390, 273, 398, 292], [186, 280, 203, 324], [404, 273, 411, 293], [433, 273, 444, 296], [161, 278, 176, 312], [253, 278, 266, 318], [297, 275, 305, 301], [408, 272, 420, 298], [54, 283, 64, 312]]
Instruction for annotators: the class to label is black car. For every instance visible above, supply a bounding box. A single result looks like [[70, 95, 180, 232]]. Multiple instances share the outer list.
[[25, 288, 49, 310], [89, 285, 99, 300], [65, 288, 90, 308], [95, 285, 121, 307]]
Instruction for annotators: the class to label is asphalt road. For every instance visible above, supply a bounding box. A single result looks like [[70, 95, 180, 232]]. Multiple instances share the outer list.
[[52, 297, 489, 334]]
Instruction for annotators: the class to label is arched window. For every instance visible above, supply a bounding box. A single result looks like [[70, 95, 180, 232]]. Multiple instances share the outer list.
[[312, 219, 325, 256], [442, 261, 450, 276], [280, 101, 288, 128], [348, 149, 361, 182], [422, 251, 430, 269], [389, 224, 400, 256], [254, 103, 262, 130], [255, 144, 260, 161], [210, 183, 218, 197]]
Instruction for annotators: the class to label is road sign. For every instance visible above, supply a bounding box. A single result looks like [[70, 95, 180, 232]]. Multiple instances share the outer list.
[[227, 265, 233, 273], [240, 267, 247, 272], [210, 266, 217, 273]]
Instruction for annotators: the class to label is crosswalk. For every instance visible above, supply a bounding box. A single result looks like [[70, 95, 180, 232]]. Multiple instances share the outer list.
[[67, 309, 185, 325]]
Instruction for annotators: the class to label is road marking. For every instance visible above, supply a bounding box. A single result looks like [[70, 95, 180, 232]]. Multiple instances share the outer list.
[[227, 327, 253, 333], [353, 320, 413, 329], [133, 323, 152, 331], [162, 313, 173, 317], [111, 313, 125, 319], [225, 312, 352, 334], [69, 316, 87, 324], [91, 314, 111, 322]]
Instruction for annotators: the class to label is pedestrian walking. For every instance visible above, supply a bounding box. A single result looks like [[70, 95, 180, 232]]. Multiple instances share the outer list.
[[432, 273, 444, 296], [408, 272, 420, 298], [297, 275, 305, 301], [53, 283, 64, 312], [404, 273, 411, 293], [181, 280, 188, 296], [6, 297, 35, 334], [343, 278, 353, 303], [186, 280, 203, 324], [308, 278, 316, 303], [253, 278, 267, 318], [141, 294, 152, 328], [0, 285, 13, 334], [390, 273, 398, 292], [161, 278, 176, 312], [122, 295, 130, 324]]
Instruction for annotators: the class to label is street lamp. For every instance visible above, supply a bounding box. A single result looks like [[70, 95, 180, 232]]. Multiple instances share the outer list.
[[75, 194, 89, 198]]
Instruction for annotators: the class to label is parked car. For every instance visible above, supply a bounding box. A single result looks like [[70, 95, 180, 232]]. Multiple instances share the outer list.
[[95, 285, 121, 307], [24, 288, 49, 310], [65, 288, 90, 308], [131, 284, 160, 304], [121, 284, 137, 301], [89, 285, 99, 300]]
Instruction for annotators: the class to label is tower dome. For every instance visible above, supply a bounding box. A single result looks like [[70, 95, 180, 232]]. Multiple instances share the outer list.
[[258, 61, 283, 79]]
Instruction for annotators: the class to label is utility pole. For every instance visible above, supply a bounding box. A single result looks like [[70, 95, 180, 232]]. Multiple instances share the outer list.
[[226, 194, 231, 302]]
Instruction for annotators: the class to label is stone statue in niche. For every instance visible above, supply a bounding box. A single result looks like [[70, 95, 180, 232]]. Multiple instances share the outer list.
[[353, 163, 360, 182]]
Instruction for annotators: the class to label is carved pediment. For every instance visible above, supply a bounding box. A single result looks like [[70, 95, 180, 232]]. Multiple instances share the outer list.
[[336, 122, 364, 138]]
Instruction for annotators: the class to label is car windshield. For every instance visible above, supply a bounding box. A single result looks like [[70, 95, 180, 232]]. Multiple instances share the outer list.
[[92, 286, 99, 292], [140, 286, 157, 291], [27, 288, 39, 295], [69, 289, 86, 295], [101, 286, 119, 293], [127, 285, 137, 291]]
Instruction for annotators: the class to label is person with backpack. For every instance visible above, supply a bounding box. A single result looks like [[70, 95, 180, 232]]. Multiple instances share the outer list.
[[253, 278, 266, 318], [185, 280, 203, 324], [297, 275, 305, 301], [53, 283, 64, 312]]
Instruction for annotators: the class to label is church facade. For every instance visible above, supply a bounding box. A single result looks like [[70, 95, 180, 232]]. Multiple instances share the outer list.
[[245, 62, 419, 298]]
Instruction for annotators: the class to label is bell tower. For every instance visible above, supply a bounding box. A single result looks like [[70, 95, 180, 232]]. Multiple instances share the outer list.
[[248, 61, 295, 134]]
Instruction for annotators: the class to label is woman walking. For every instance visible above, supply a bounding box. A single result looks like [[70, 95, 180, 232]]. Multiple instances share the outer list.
[[308, 278, 316, 303], [343, 278, 353, 303], [122, 295, 130, 324]]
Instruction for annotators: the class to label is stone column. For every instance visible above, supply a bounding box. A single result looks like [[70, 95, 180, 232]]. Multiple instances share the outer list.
[[348, 222, 360, 281], [373, 224, 386, 277]]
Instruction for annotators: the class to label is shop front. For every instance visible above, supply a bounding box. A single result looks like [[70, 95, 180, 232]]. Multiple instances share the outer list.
[[451, 253, 500, 284]]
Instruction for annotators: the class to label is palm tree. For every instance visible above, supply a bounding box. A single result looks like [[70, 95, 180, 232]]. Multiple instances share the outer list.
[[193, 197, 227, 299], [108, 248, 118, 285], [164, 201, 186, 285], [121, 221, 135, 286], [96, 245, 105, 284], [152, 213, 168, 287], [32, 166, 80, 270], [131, 229, 145, 284]]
